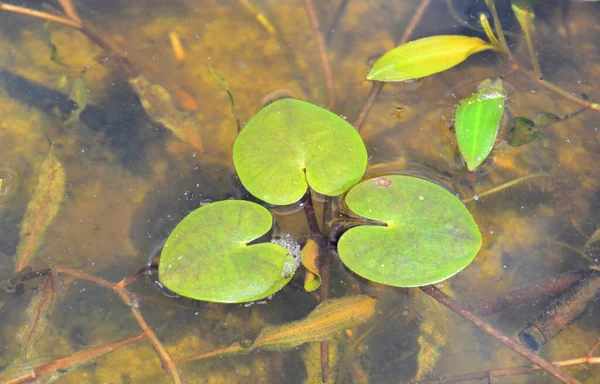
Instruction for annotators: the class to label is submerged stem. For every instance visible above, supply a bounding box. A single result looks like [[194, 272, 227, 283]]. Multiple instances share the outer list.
[[354, 0, 430, 131], [420, 285, 580, 384], [484, 0, 512, 59], [303, 0, 336, 109], [461, 173, 551, 203], [0, 2, 81, 28]]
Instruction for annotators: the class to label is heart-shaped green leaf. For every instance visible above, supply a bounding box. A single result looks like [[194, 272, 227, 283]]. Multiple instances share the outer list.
[[158, 200, 295, 303], [233, 99, 367, 205], [455, 78, 506, 171], [367, 35, 496, 82], [338, 175, 482, 287]]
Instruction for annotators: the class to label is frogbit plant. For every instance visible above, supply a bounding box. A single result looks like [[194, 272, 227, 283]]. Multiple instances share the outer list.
[[159, 99, 482, 303]]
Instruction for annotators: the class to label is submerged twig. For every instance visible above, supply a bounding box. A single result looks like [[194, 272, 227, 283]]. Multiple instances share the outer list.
[[301, 190, 329, 381], [303, 0, 336, 109], [325, 0, 350, 44], [53, 267, 183, 383], [461, 172, 551, 203], [0, 2, 81, 28], [420, 285, 580, 384], [0, 333, 145, 384], [353, 0, 430, 131]]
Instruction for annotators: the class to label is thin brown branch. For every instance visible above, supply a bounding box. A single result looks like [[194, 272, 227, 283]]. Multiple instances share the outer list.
[[0, 2, 81, 28], [420, 285, 580, 384], [319, 252, 331, 383], [303, 0, 335, 109], [52, 267, 182, 383], [353, 81, 384, 131], [35, 333, 145, 378], [58, 0, 82, 24], [461, 173, 551, 203], [175, 343, 247, 365], [53, 266, 115, 289], [353, 0, 430, 131], [512, 64, 600, 111], [397, 0, 430, 46], [587, 338, 600, 359], [115, 287, 183, 384], [415, 355, 600, 384]]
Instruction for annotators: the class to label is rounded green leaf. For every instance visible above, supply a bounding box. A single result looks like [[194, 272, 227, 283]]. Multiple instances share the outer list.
[[233, 99, 367, 205], [455, 78, 506, 171], [367, 35, 496, 82], [338, 175, 482, 287], [158, 200, 294, 303]]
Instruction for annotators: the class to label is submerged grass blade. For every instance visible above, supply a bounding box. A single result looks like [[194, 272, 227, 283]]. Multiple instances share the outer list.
[[14, 146, 66, 274], [252, 295, 377, 350], [16, 274, 57, 359], [128, 75, 205, 153], [207, 65, 242, 133]]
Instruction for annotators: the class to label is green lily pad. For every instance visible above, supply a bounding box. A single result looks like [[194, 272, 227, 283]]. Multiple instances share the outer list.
[[367, 35, 496, 82], [233, 99, 367, 205], [455, 78, 506, 171], [158, 200, 295, 303], [338, 175, 482, 287]]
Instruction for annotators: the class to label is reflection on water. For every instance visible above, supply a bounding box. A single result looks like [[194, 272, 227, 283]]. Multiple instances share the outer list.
[[0, 0, 599, 383]]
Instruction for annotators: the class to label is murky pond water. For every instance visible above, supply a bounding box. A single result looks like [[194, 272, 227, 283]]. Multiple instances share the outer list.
[[1, 1, 599, 383]]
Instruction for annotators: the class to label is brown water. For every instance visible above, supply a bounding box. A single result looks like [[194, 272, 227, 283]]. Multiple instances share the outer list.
[[0, 1, 599, 383]]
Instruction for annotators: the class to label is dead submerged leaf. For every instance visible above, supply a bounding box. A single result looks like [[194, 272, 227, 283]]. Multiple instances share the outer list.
[[252, 295, 377, 351], [301, 239, 321, 292], [16, 274, 59, 360], [14, 146, 66, 274], [128, 75, 205, 153], [183, 295, 378, 362]]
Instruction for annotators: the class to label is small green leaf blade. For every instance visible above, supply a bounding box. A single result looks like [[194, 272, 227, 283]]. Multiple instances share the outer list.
[[338, 176, 482, 287], [158, 200, 294, 303], [367, 35, 496, 82], [455, 78, 506, 170], [233, 99, 367, 205]]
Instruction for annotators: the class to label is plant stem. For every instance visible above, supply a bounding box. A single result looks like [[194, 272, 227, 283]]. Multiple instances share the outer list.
[[420, 285, 580, 384], [353, 0, 430, 131], [301, 190, 330, 382], [53, 266, 184, 383], [0, 2, 81, 28], [303, 0, 336, 109], [325, 0, 350, 45], [415, 356, 600, 384], [302, 190, 322, 237], [174, 343, 247, 364], [511, 64, 600, 110], [484, 0, 511, 59], [461, 172, 551, 203]]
